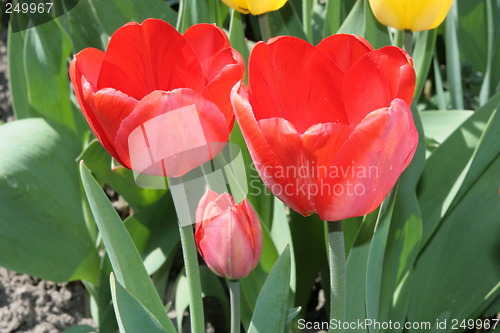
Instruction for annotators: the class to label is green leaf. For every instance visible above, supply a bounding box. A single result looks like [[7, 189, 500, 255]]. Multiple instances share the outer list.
[[7, 28, 39, 119], [418, 93, 500, 244], [80, 140, 165, 209], [90, 0, 177, 37], [420, 111, 473, 145], [268, 2, 307, 41], [24, 20, 82, 132], [408, 156, 500, 332], [80, 162, 176, 333], [248, 246, 291, 333], [124, 192, 179, 275], [0, 119, 99, 284], [229, 10, 250, 64], [365, 190, 396, 332], [413, 29, 438, 102], [290, 212, 327, 313], [344, 210, 378, 331], [110, 273, 165, 333]]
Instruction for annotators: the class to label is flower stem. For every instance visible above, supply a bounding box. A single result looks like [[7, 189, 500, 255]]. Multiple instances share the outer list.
[[179, 224, 205, 332], [403, 29, 413, 55], [258, 13, 272, 42], [327, 221, 346, 333], [229, 280, 241, 333]]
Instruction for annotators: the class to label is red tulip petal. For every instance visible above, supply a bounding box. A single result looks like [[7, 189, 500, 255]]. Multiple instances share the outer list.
[[314, 98, 418, 221], [342, 46, 415, 126], [258, 117, 317, 214], [70, 49, 119, 160], [115, 89, 229, 177], [85, 88, 138, 157], [232, 87, 308, 214], [249, 36, 348, 133], [183, 24, 242, 84], [317, 34, 373, 74], [97, 19, 204, 100]]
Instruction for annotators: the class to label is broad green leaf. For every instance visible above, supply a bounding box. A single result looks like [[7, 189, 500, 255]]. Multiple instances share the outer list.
[[23, 20, 82, 132], [270, 198, 296, 296], [80, 162, 176, 333], [124, 192, 179, 275], [408, 157, 500, 332], [413, 29, 438, 102], [62, 0, 108, 51], [80, 140, 165, 209], [444, 2, 465, 110], [365, 190, 396, 332], [268, 2, 307, 41], [0, 118, 99, 284], [286, 307, 302, 325], [290, 212, 327, 313], [90, 0, 177, 36], [344, 209, 378, 331], [420, 111, 473, 145], [248, 247, 291, 333], [229, 10, 250, 64], [110, 274, 165, 333], [177, 0, 218, 32], [338, 0, 390, 48], [418, 93, 500, 244], [7, 28, 39, 119]]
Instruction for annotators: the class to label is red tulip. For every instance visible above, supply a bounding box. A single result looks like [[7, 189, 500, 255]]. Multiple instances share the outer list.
[[233, 34, 418, 221], [70, 19, 244, 177], [195, 190, 262, 279]]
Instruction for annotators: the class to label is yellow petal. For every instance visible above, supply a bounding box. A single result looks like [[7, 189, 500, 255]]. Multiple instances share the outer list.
[[247, 0, 288, 15], [368, 0, 455, 32], [221, 0, 250, 14]]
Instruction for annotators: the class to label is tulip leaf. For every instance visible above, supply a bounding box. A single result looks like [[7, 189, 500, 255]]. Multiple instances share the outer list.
[[124, 192, 179, 275], [420, 111, 473, 146], [268, 2, 307, 41], [80, 162, 176, 333], [229, 10, 250, 64], [80, 140, 165, 209], [248, 246, 291, 333], [0, 118, 99, 284], [418, 93, 500, 244], [413, 29, 438, 102], [89, 0, 177, 37], [289, 211, 327, 315], [365, 191, 397, 333], [408, 156, 500, 332], [23, 19, 84, 133], [344, 209, 378, 332], [7, 29, 39, 120], [110, 273, 165, 333]]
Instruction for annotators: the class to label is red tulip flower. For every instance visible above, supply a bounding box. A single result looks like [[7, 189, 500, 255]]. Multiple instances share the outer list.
[[70, 19, 244, 177], [195, 190, 262, 279], [233, 34, 418, 221]]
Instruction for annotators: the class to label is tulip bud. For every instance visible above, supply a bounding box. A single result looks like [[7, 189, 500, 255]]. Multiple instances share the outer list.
[[221, 0, 287, 15], [368, 0, 455, 32], [195, 190, 262, 279]]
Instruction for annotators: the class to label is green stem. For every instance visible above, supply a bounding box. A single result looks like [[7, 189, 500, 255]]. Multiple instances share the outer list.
[[229, 280, 241, 333], [258, 13, 272, 42], [179, 224, 205, 333], [403, 29, 413, 55], [303, 0, 313, 42], [327, 221, 346, 333], [394, 29, 404, 48]]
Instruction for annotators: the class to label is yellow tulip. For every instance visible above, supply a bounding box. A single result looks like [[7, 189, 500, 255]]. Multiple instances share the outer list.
[[221, 0, 287, 15], [368, 0, 455, 31]]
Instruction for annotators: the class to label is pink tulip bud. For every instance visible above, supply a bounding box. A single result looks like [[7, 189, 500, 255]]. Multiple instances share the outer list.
[[195, 190, 262, 279]]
